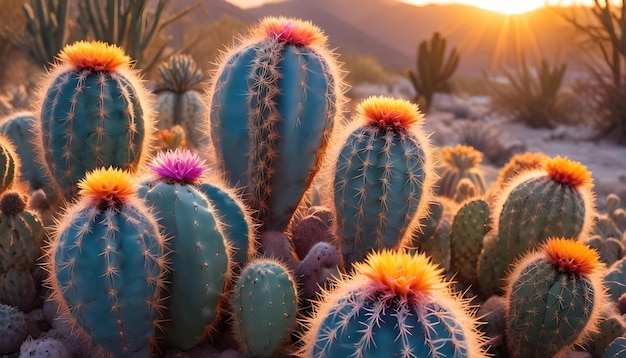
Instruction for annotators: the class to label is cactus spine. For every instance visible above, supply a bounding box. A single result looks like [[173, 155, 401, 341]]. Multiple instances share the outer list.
[[300, 249, 486, 357], [155, 54, 207, 150], [48, 167, 167, 357], [504, 238, 606, 357], [137, 149, 230, 350], [332, 96, 434, 268], [208, 16, 345, 231], [231, 259, 298, 357], [36, 40, 154, 199]]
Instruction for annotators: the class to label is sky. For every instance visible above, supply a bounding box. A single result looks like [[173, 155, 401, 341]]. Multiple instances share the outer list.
[[226, 0, 597, 15]]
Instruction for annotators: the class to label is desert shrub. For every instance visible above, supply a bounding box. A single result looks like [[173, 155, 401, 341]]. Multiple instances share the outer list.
[[340, 52, 394, 86]]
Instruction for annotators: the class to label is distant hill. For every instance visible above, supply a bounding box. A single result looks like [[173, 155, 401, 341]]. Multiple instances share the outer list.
[[170, 0, 589, 76]]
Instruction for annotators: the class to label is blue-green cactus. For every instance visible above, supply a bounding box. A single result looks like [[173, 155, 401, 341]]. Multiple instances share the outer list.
[[231, 258, 298, 358], [0, 191, 44, 273], [137, 150, 230, 350], [208, 17, 345, 231], [332, 96, 434, 268], [36, 41, 154, 199], [49, 167, 167, 357]]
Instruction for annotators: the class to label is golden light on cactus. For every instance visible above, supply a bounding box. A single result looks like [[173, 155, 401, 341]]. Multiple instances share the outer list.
[[545, 156, 593, 190], [543, 237, 601, 275], [58, 41, 131, 71], [358, 96, 424, 132], [442, 144, 482, 170], [353, 249, 447, 296], [254, 16, 327, 47], [78, 167, 136, 206]]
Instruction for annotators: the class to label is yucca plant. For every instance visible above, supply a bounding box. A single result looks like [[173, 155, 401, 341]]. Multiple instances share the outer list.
[[488, 58, 567, 128], [406, 32, 460, 113]]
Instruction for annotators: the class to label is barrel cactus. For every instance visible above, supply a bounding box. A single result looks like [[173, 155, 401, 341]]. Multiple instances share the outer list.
[[504, 238, 606, 358], [208, 16, 346, 232], [155, 54, 207, 150], [47, 167, 167, 357], [478, 156, 596, 295], [300, 249, 486, 357], [35, 40, 154, 199], [332, 96, 435, 268], [137, 149, 231, 350], [436, 144, 487, 198], [231, 258, 298, 357]]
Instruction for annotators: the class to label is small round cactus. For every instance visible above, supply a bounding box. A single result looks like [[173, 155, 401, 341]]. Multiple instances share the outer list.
[[436, 144, 487, 198], [0, 303, 27, 355], [301, 249, 486, 357]]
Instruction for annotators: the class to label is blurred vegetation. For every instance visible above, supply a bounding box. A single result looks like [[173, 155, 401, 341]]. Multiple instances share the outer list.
[[486, 58, 568, 129], [406, 32, 460, 113], [558, 0, 626, 144], [18, 0, 70, 67], [339, 53, 395, 86]]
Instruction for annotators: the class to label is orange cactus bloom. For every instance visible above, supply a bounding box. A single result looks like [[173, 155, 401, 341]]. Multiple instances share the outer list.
[[354, 249, 446, 296], [543, 237, 601, 275], [255, 16, 327, 47], [78, 167, 136, 205], [58, 41, 131, 71], [358, 96, 424, 132], [545, 156, 594, 190]]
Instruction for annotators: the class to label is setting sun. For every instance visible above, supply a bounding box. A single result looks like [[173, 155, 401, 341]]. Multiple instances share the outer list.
[[400, 0, 547, 14]]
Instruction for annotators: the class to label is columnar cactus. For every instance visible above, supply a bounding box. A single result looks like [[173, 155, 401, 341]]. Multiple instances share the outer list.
[[332, 96, 434, 268], [300, 249, 486, 357], [504, 238, 606, 358], [450, 198, 490, 288], [231, 259, 298, 357], [137, 149, 230, 350], [48, 167, 167, 357], [0, 112, 48, 191], [155, 54, 207, 150], [36, 40, 154, 199], [208, 16, 345, 232], [478, 156, 596, 295], [436, 144, 487, 198]]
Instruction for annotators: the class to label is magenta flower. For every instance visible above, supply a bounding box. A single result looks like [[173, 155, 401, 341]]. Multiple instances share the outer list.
[[149, 149, 206, 183]]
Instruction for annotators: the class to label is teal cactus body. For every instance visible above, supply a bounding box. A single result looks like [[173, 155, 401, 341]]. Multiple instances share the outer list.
[[332, 96, 433, 268], [155, 54, 207, 150], [604, 337, 626, 358], [301, 250, 485, 357], [49, 168, 167, 357], [137, 150, 230, 350], [197, 179, 255, 267], [0, 191, 44, 272], [504, 238, 605, 358], [209, 17, 344, 231], [480, 156, 595, 294], [1, 112, 49, 191], [232, 259, 298, 357], [37, 41, 153, 199]]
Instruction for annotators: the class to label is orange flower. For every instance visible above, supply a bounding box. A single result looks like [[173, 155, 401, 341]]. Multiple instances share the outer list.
[[358, 96, 424, 133], [543, 238, 601, 275], [354, 249, 446, 296], [443, 144, 482, 170], [78, 167, 135, 206], [255, 16, 327, 47], [545, 156, 593, 190], [58, 41, 131, 71]]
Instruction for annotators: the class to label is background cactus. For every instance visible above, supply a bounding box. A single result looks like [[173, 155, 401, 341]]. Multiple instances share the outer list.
[[331, 96, 434, 268], [479, 156, 596, 295], [231, 258, 298, 358], [17, 0, 70, 67], [410, 199, 452, 272], [504, 238, 606, 358], [295, 241, 340, 301], [0, 191, 44, 273], [0, 303, 27, 355], [406, 31, 460, 113], [36, 40, 154, 199], [48, 167, 167, 357], [0, 269, 38, 312], [300, 249, 486, 357], [0, 112, 49, 192], [436, 144, 487, 199], [137, 149, 230, 350], [0, 135, 19, 195], [208, 16, 345, 232], [154, 54, 207, 150]]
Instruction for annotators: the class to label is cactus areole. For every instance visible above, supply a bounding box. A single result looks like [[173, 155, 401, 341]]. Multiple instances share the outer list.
[[209, 16, 343, 232], [39, 41, 150, 199]]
